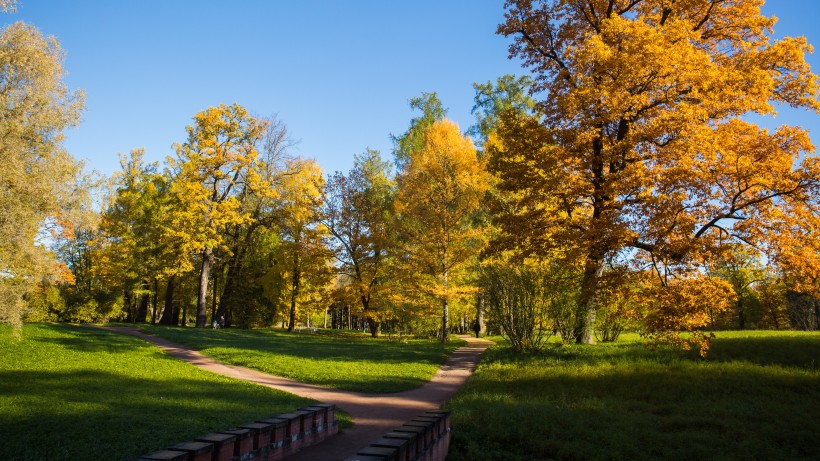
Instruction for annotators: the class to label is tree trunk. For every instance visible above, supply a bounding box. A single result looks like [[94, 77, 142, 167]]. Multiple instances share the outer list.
[[288, 253, 300, 332], [123, 288, 133, 322], [150, 279, 159, 324], [211, 263, 220, 325], [196, 247, 213, 328], [477, 292, 486, 335], [159, 276, 176, 325], [576, 255, 604, 345], [137, 292, 149, 323], [737, 298, 746, 329], [441, 269, 450, 342]]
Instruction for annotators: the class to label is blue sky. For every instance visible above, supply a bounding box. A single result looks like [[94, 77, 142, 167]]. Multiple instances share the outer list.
[[4, 1, 820, 177]]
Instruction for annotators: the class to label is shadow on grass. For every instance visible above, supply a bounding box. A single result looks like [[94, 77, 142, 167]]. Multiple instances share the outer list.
[[709, 333, 820, 370], [447, 336, 820, 461], [0, 368, 312, 461], [33, 323, 144, 353]]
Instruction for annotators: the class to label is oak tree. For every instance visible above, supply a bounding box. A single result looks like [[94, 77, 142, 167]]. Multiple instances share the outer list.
[[169, 104, 268, 327], [494, 0, 820, 345]]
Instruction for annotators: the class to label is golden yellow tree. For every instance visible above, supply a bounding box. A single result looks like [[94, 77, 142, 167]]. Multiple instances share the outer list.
[[493, 0, 820, 345], [168, 104, 268, 328], [394, 119, 490, 341], [273, 158, 329, 331]]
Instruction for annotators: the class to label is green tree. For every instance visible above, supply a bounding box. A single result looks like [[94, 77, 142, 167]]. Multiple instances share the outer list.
[[323, 149, 395, 336], [391, 92, 447, 170], [469, 74, 535, 143], [0, 21, 84, 327]]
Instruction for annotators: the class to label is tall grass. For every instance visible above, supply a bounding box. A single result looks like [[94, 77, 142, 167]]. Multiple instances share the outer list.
[[141, 324, 464, 393], [0, 324, 317, 460], [447, 331, 820, 461]]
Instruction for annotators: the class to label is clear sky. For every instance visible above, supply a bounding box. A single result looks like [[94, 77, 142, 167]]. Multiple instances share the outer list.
[[4, 1, 820, 177]]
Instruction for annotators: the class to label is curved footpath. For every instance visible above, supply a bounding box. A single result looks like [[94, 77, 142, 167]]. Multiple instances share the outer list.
[[102, 327, 492, 461]]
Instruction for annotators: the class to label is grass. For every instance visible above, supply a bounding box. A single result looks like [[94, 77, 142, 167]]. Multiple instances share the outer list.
[[447, 330, 820, 461], [0, 323, 326, 461], [140, 324, 465, 393]]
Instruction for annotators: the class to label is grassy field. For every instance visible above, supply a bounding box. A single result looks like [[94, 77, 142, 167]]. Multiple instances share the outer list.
[[0, 324, 323, 461], [140, 324, 464, 393], [447, 331, 820, 461]]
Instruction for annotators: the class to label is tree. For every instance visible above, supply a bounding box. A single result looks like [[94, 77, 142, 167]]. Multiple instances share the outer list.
[[710, 245, 766, 329], [394, 119, 490, 341], [495, 0, 820, 345], [218, 114, 296, 327], [469, 74, 536, 143], [169, 104, 268, 327], [273, 158, 329, 331], [323, 149, 395, 337], [391, 92, 447, 169], [0, 22, 84, 327], [95, 149, 189, 323]]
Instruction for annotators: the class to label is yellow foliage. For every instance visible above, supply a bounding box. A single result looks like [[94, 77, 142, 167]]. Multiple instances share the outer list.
[[493, 0, 820, 344]]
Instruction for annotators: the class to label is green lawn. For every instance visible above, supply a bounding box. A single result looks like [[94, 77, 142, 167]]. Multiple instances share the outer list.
[[0, 324, 321, 461], [447, 331, 820, 461], [140, 324, 464, 393]]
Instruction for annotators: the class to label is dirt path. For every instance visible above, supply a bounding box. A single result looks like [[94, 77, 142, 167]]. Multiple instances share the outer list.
[[102, 326, 492, 461]]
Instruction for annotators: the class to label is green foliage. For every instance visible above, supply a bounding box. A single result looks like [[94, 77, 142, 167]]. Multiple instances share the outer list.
[[390, 92, 447, 170], [142, 324, 464, 393], [447, 331, 820, 461], [469, 74, 535, 143], [0, 324, 317, 460], [0, 21, 84, 328], [481, 263, 552, 351]]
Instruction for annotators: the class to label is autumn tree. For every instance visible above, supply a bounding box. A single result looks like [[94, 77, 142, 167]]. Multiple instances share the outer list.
[[273, 158, 329, 331], [323, 149, 395, 337], [0, 22, 84, 327], [94, 149, 191, 323], [169, 104, 268, 327], [494, 0, 820, 345], [218, 115, 296, 326], [394, 119, 490, 341]]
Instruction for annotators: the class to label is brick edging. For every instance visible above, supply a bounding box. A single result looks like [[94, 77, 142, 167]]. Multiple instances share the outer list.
[[132, 403, 338, 461]]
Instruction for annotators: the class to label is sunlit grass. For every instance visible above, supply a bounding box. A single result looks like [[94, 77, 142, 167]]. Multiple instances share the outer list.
[[141, 324, 464, 393], [447, 331, 820, 461], [0, 323, 321, 461]]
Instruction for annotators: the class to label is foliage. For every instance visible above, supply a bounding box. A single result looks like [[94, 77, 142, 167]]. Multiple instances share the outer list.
[[481, 263, 552, 351], [272, 158, 331, 330], [169, 104, 269, 327], [493, 0, 820, 344], [0, 324, 317, 460], [141, 324, 463, 393], [641, 274, 735, 357], [469, 74, 535, 143], [0, 21, 84, 328], [324, 149, 395, 336], [391, 92, 447, 170], [394, 119, 491, 341], [447, 331, 820, 461]]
